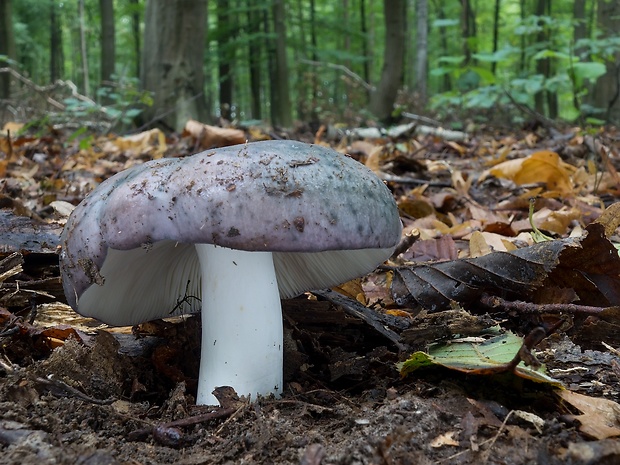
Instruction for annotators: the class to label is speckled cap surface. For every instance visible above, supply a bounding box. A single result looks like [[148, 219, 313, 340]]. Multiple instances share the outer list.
[[60, 140, 402, 322]]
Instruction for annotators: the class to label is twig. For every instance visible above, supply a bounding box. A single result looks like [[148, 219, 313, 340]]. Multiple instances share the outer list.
[[0, 358, 113, 405], [128, 407, 236, 441], [401, 112, 442, 127], [312, 289, 406, 351], [31, 375, 115, 405], [480, 294, 605, 316], [437, 410, 515, 464], [299, 59, 375, 92]]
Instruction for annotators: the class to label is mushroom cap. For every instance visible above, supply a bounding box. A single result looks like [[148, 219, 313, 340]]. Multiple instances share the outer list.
[[60, 141, 402, 325]]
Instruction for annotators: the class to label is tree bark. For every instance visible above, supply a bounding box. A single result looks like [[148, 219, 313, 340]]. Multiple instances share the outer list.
[[217, 0, 233, 121], [78, 0, 90, 96], [99, 0, 115, 103], [360, 0, 370, 94], [247, 0, 262, 119], [141, 0, 208, 131], [592, 0, 620, 121], [269, 0, 292, 128], [534, 0, 549, 116], [415, 0, 428, 105], [369, 0, 406, 122], [129, 0, 141, 78], [433, 0, 451, 92], [50, 0, 63, 82], [0, 0, 14, 100], [460, 0, 476, 66], [491, 0, 500, 75]]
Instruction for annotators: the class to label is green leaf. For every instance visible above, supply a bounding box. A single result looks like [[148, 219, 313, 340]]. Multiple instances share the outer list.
[[572, 62, 607, 83], [397, 330, 563, 387]]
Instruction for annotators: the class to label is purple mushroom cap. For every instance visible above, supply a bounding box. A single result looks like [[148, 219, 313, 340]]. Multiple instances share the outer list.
[[60, 140, 402, 324]]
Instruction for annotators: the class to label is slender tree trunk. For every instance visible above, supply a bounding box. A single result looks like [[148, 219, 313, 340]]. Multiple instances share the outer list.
[[415, 0, 428, 105], [50, 0, 63, 82], [434, 0, 451, 92], [461, 0, 476, 66], [369, 0, 406, 121], [0, 0, 14, 100], [573, 0, 587, 52], [270, 0, 292, 128], [592, 0, 620, 121], [247, 0, 262, 119], [78, 0, 90, 96], [519, 0, 526, 73], [130, 0, 141, 78], [310, 0, 319, 111], [491, 0, 500, 75], [534, 0, 554, 117], [142, 0, 208, 131], [360, 0, 370, 97], [100, 0, 115, 104], [217, 0, 233, 120]]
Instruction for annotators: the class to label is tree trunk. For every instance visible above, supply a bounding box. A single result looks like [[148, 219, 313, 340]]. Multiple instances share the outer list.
[[460, 0, 476, 66], [573, 0, 587, 52], [369, 0, 406, 122], [141, 0, 208, 131], [130, 0, 141, 78], [50, 0, 63, 82], [360, 0, 370, 96], [592, 0, 620, 121], [0, 0, 14, 100], [531, 0, 557, 118], [217, 0, 233, 121], [491, 0, 500, 75], [247, 0, 262, 119], [434, 0, 451, 92], [415, 0, 428, 105], [270, 0, 292, 128], [99, 0, 115, 103], [78, 0, 90, 96]]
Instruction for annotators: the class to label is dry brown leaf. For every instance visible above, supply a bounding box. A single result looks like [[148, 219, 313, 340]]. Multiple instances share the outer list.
[[109, 129, 167, 158], [184, 119, 246, 148], [486, 150, 576, 194], [333, 278, 367, 305], [558, 390, 620, 440], [469, 231, 493, 257], [430, 431, 459, 448], [363, 144, 385, 174]]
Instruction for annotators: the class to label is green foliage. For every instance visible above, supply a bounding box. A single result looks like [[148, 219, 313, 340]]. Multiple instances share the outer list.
[[430, 10, 620, 123], [95, 75, 153, 125]]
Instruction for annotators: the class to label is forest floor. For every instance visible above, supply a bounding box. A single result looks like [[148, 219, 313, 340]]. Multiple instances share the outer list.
[[1, 120, 620, 464]]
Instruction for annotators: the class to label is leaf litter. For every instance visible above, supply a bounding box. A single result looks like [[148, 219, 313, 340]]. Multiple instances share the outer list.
[[1, 122, 620, 464]]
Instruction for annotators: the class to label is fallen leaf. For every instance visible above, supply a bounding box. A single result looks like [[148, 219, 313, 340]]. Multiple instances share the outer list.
[[485, 150, 576, 194], [184, 119, 246, 148], [397, 330, 563, 387], [558, 390, 620, 439]]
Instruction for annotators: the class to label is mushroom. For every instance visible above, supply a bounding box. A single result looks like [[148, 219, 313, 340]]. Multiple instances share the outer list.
[[60, 140, 402, 405]]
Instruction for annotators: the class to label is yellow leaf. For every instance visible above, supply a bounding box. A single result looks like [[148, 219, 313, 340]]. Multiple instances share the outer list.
[[489, 150, 576, 193]]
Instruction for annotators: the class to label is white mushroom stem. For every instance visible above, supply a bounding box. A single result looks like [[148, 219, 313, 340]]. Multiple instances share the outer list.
[[194, 243, 284, 405]]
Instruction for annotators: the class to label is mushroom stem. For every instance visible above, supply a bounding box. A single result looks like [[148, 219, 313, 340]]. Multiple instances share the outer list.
[[194, 243, 284, 405]]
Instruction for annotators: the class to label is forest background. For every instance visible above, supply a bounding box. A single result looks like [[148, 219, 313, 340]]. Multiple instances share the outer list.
[[0, 0, 620, 135]]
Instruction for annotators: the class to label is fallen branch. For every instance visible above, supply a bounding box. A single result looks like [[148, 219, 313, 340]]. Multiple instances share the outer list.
[[480, 294, 605, 316]]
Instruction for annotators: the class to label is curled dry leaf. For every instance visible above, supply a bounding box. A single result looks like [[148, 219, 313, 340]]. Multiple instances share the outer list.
[[392, 217, 620, 313]]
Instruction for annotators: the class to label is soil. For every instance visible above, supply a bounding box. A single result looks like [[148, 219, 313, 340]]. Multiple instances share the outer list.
[[1, 297, 619, 465]]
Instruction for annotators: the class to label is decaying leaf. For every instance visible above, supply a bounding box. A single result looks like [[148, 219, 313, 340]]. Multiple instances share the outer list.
[[183, 119, 246, 148], [558, 390, 620, 439], [392, 219, 620, 313]]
